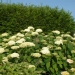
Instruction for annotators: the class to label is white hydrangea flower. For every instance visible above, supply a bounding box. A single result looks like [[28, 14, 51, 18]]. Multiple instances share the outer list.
[[61, 34, 64, 37], [3, 38, 9, 42], [52, 30, 60, 34], [0, 48, 5, 53], [44, 35, 48, 37], [24, 29, 30, 32], [9, 35, 17, 40], [1, 32, 9, 37], [1, 42, 6, 47], [20, 38, 25, 42], [11, 46, 20, 50], [31, 53, 41, 57], [67, 59, 74, 64], [36, 29, 42, 33], [10, 53, 19, 58], [31, 32, 39, 36], [73, 33, 75, 37], [40, 47, 50, 55], [16, 37, 21, 40], [42, 47, 49, 50], [55, 37, 63, 45], [8, 40, 16, 46], [64, 34, 71, 38], [55, 39, 63, 45], [70, 68, 75, 72], [28, 65, 35, 70], [19, 42, 35, 48], [71, 37, 75, 40], [61, 71, 69, 75], [16, 38, 25, 44], [2, 57, 8, 63], [61, 34, 71, 38], [16, 33, 24, 37], [19, 42, 27, 48], [71, 50, 75, 53], [28, 26, 34, 30], [28, 42, 35, 47]]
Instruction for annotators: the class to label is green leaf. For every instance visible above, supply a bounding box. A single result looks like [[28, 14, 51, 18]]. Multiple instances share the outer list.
[[68, 42, 74, 50], [58, 52, 63, 58], [50, 68, 54, 73], [55, 67, 58, 72], [27, 56, 31, 62], [46, 62, 50, 70], [62, 45, 66, 50], [57, 61, 63, 68], [63, 62, 67, 69], [52, 59, 55, 64], [53, 64, 56, 69]]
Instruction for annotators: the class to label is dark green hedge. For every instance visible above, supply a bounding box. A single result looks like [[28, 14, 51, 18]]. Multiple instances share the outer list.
[[0, 3, 75, 34]]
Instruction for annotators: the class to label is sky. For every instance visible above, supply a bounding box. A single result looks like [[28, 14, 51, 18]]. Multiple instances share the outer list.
[[2, 0, 75, 20]]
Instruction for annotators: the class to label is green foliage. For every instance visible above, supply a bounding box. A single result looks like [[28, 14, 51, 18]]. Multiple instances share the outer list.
[[0, 26, 75, 75], [0, 62, 38, 75], [0, 3, 75, 34]]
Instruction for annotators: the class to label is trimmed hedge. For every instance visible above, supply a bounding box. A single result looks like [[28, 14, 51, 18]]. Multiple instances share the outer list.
[[0, 3, 75, 34]]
